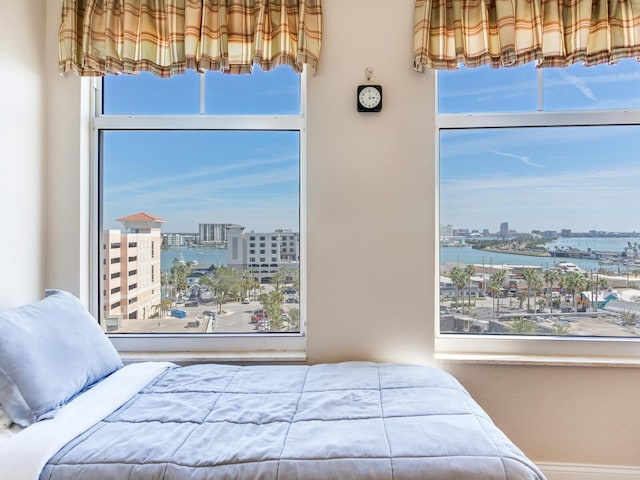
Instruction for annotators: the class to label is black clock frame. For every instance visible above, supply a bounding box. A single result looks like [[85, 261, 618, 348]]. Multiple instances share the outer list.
[[356, 84, 383, 112]]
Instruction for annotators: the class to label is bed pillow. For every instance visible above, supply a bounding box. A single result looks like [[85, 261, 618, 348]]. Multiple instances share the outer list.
[[0, 290, 123, 427]]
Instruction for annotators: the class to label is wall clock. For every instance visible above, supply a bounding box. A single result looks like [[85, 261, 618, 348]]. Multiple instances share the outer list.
[[357, 84, 383, 112]]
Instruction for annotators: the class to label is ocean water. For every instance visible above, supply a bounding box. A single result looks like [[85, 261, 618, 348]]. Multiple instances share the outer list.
[[440, 237, 640, 272], [160, 238, 640, 273], [161, 247, 227, 271]]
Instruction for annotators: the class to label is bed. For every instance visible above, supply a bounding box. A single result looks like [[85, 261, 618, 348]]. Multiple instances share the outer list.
[[0, 290, 546, 480]]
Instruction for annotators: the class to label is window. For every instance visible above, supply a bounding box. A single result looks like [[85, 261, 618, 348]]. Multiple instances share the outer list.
[[95, 67, 306, 357], [437, 60, 640, 362]]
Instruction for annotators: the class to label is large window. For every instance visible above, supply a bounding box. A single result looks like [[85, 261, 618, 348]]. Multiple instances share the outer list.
[[94, 67, 306, 357], [437, 60, 640, 361]]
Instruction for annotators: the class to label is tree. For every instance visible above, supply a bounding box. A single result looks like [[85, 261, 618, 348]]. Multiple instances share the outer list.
[[271, 270, 286, 292], [286, 308, 300, 331], [213, 267, 242, 313], [161, 271, 173, 302], [529, 270, 544, 311], [596, 276, 609, 301], [449, 266, 468, 310], [516, 289, 527, 310], [509, 317, 538, 334], [239, 273, 254, 300], [565, 271, 588, 312], [489, 270, 506, 317], [160, 298, 172, 317], [259, 289, 285, 331], [198, 274, 215, 289], [464, 264, 476, 307], [170, 257, 191, 297], [523, 268, 535, 311], [543, 269, 560, 313]]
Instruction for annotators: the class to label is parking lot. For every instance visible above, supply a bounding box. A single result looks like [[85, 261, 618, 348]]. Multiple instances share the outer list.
[[117, 297, 299, 334]]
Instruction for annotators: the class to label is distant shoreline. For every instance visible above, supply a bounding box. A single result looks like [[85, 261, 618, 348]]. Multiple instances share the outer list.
[[480, 247, 551, 257]]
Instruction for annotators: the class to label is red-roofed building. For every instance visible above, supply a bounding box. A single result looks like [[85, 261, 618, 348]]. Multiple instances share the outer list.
[[102, 213, 165, 328]]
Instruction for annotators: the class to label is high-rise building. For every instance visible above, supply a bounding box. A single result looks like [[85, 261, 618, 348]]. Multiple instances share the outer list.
[[102, 212, 165, 324], [499, 222, 509, 238], [199, 223, 230, 246]]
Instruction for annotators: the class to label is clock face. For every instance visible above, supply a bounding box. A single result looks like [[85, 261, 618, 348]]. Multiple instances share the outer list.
[[357, 85, 382, 111]]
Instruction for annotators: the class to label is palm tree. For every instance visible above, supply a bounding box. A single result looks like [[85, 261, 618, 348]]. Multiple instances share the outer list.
[[543, 269, 560, 313], [170, 257, 191, 298], [464, 264, 476, 307], [516, 289, 527, 310], [449, 266, 468, 310], [160, 298, 171, 317], [523, 268, 536, 311], [529, 271, 544, 312], [557, 273, 568, 310], [271, 270, 286, 292], [565, 271, 588, 312], [489, 270, 506, 317]]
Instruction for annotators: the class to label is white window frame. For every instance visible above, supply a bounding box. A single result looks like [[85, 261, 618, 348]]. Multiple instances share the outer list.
[[90, 72, 307, 362], [435, 74, 640, 366]]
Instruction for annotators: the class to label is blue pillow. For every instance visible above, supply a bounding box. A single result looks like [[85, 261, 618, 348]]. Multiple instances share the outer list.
[[0, 290, 123, 427]]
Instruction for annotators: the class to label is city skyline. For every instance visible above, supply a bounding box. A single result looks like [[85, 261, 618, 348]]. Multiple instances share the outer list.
[[441, 222, 640, 237]]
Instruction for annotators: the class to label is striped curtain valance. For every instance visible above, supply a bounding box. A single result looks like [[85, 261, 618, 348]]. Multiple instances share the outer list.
[[414, 0, 640, 71], [59, 0, 322, 77]]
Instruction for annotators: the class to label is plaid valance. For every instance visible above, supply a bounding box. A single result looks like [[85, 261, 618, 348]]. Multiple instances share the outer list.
[[59, 0, 322, 77], [414, 0, 640, 71]]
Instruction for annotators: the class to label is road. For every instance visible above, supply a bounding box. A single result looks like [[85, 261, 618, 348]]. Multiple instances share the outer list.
[[116, 298, 299, 334]]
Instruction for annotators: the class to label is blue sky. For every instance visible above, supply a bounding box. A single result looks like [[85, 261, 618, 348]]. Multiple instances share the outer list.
[[102, 67, 300, 233], [439, 60, 640, 234], [102, 61, 640, 236]]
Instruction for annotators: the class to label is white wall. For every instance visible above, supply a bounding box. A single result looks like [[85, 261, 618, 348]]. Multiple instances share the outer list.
[[34, 0, 640, 469], [306, 0, 434, 365], [0, 1, 46, 305], [44, 0, 92, 305]]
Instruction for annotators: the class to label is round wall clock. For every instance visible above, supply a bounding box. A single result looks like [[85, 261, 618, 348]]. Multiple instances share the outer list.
[[357, 84, 383, 112]]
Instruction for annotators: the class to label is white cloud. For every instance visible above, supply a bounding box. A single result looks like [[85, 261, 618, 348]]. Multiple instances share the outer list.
[[491, 150, 546, 168]]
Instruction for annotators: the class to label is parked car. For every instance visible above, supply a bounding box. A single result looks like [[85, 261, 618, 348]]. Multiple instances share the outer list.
[[242, 297, 250, 304], [185, 301, 198, 307], [251, 309, 266, 323]]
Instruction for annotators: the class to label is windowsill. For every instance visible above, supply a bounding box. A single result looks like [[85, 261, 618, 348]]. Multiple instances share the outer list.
[[435, 334, 640, 367], [435, 352, 640, 367], [121, 350, 307, 365]]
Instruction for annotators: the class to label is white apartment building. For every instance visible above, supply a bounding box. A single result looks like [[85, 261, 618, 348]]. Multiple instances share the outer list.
[[102, 213, 165, 325], [162, 232, 198, 247], [226, 225, 299, 284]]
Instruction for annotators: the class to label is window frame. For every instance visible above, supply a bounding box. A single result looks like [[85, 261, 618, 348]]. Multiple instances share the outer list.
[[435, 73, 640, 365], [90, 71, 307, 361]]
